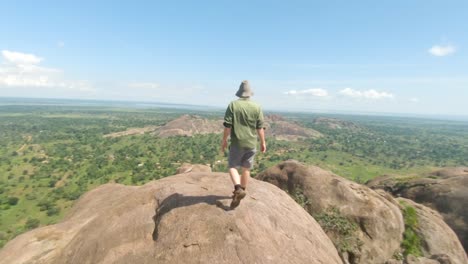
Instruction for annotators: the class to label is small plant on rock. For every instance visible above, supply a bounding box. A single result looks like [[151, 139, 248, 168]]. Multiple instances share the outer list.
[[315, 207, 363, 257], [400, 202, 422, 257], [289, 188, 310, 208]]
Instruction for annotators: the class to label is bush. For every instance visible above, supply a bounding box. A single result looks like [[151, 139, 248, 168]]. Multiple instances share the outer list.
[[289, 188, 310, 208], [37, 199, 54, 211], [25, 193, 36, 200], [46, 206, 60, 216], [7, 197, 19, 206], [315, 207, 362, 254], [24, 218, 40, 230], [400, 202, 422, 257], [63, 189, 82, 200]]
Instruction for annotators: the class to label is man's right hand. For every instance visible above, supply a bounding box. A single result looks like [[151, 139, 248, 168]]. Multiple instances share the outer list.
[[221, 140, 228, 153], [257, 128, 266, 153], [260, 142, 266, 153]]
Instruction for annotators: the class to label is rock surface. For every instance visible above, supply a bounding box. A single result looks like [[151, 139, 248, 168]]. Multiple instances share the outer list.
[[0, 172, 342, 264], [256, 160, 404, 264], [405, 255, 439, 264], [367, 167, 468, 252], [397, 198, 467, 264]]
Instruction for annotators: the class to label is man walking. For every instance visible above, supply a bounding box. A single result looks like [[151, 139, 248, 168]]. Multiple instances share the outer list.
[[221, 80, 266, 209]]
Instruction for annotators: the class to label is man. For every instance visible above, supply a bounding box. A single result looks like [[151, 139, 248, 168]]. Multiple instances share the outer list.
[[221, 80, 266, 209]]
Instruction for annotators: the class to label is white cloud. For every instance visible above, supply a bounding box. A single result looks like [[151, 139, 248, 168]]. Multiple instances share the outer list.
[[428, 45, 456, 57], [409, 97, 420, 103], [0, 50, 94, 93], [129, 82, 160, 89], [57, 41, 65, 48], [285, 88, 329, 97], [1, 50, 43, 65], [339, 88, 394, 99]]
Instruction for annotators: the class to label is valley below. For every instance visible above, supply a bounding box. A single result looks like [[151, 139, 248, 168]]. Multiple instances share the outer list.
[[0, 99, 467, 263]]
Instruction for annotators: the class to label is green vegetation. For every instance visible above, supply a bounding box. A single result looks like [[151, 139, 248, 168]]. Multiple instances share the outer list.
[[315, 207, 362, 254], [24, 218, 40, 230], [289, 187, 310, 208], [0, 100, 467, 248], [400, 202, 423, 257]]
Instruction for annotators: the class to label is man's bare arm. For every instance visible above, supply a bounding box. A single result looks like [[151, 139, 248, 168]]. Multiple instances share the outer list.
[[257, 128, 266, 153], [221, 127, 231, 152]]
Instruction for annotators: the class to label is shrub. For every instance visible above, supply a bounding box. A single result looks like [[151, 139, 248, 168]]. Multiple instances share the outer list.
[[400, 202, 422, 257], [25, 193, 37, 200], [315, 207, 362, 254], [289, 188, 310, 208], [47, 206, 60, 216], [24, 218, 40, 230], [37, 199, 54, 211], [7, 197, 19, 206]]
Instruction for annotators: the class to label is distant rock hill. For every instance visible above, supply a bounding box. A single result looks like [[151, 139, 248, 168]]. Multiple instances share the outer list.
[[0, 172, 342, 264], [153, 114, 222, 138], [103, 126, 159, 138], [313, 117, 362, 131], [175, 163, 212, 174], [104, 114, 323, 141], [102, 115, 221, 139], [256, 160, 467, 264], [264, 115, 323, 141], [367, 167, 468, 253]]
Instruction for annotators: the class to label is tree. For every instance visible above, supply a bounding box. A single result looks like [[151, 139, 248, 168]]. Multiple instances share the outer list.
[[47, 206, 60, 216], [25, 218, 40, 230], [8, 197, 19, 206]]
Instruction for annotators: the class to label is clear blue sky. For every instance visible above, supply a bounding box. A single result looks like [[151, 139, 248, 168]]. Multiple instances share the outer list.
[[1, 1, 467, 116]]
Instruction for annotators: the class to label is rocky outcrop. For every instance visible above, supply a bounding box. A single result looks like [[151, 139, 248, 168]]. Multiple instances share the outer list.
[[264, 115, 323, 141], [367, 168, 468, 251], [313, 117, 362, 131], [154, 114, 222, 138], [0, 172, 342, 264], [176, 163, 212, 174], [256, 160, 404, 264], [103, 126, 159, 138], [105, 114, 323, 141], [397, 198, 467, 264]]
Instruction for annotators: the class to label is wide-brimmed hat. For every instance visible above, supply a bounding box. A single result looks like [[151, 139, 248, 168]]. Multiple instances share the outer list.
[[235, 80, 254, 98]]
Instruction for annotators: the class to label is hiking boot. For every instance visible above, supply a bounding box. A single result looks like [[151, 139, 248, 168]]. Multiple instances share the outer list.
[[230, 188, 246, 209]]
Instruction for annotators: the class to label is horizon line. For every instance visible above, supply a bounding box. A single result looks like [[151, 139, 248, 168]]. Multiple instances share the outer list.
[[1, 96, 467, 122]]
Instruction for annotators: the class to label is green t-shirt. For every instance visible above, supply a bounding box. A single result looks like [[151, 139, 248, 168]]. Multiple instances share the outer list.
[[223, 98, 264, 149]]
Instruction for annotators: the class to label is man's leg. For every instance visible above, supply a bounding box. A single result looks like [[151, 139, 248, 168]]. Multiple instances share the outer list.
[[230, 167, 246, 209], [229, 167, 246, 209], [239, 148, 256, 190], [228, 146, 249, 209], [229, 168, 241, 186], [240, 167, 250, 190]]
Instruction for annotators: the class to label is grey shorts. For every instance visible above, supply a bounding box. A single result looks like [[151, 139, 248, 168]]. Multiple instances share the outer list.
[[228, 145, 257, 169]]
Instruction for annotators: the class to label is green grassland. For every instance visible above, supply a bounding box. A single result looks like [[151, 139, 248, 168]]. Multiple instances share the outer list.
[[0, 103, 467, 247]]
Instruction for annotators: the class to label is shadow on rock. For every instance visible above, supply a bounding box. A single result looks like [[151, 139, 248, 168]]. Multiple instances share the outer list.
[[152, 193, 231, 240]]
